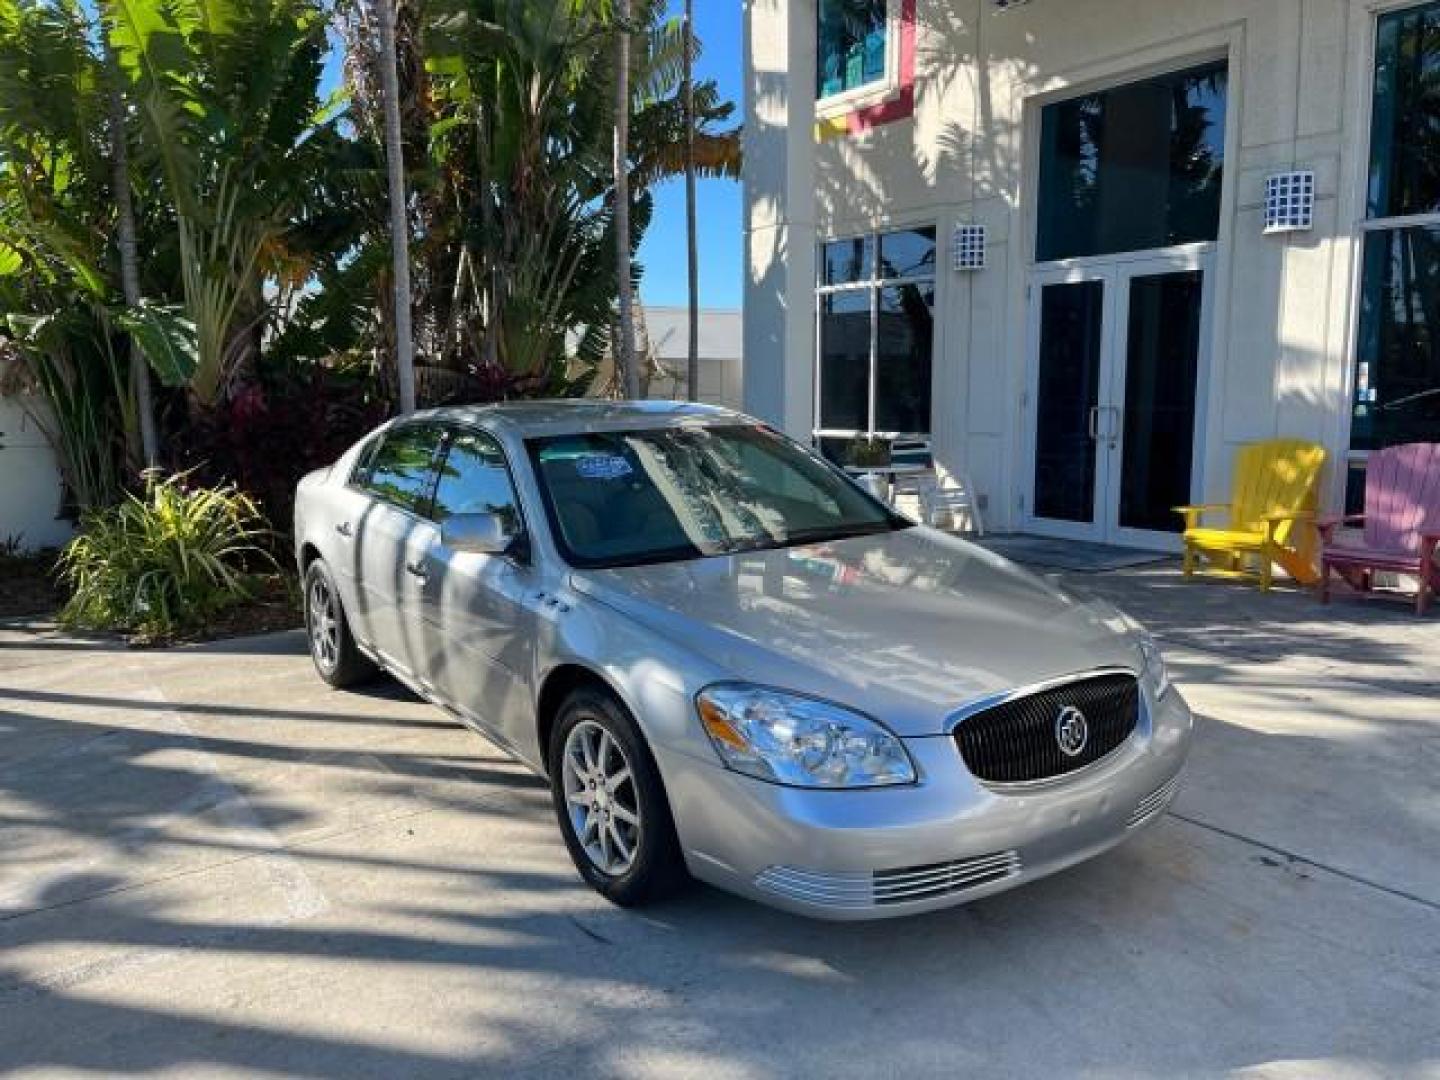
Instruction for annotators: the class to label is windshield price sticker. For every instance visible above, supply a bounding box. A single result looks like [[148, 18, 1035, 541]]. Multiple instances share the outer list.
[[576, 454, 634, 480]]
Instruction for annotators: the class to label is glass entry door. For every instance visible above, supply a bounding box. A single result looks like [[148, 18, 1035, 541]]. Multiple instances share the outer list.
[[1025, 254, 1209, 549]]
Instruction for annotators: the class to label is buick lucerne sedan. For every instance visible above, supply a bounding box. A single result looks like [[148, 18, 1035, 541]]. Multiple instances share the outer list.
[[294, 402, 1191, 919]]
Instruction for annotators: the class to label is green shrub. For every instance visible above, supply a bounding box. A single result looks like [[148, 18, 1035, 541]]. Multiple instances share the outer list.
[[58, 472, 273, 639]]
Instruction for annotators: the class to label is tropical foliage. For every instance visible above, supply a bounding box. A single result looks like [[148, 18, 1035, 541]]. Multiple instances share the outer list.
[[0, 0, 739, 531], [57, 470, 272, 637]]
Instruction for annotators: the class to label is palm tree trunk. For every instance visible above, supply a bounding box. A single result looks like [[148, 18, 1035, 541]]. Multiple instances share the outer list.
[[683, 0, 699, 403], [613, 0, 639, 399], [376, 0, 416, 414], [105, 45, 158, 468]]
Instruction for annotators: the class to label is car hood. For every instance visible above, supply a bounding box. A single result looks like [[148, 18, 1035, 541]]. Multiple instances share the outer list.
[[569, 527, 1145, 737]]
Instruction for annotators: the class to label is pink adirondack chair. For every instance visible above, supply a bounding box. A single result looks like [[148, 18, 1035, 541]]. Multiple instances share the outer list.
[[1318, 443, 1440, 615]]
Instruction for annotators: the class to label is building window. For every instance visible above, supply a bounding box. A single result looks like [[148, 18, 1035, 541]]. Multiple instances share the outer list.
[[1036, 61, 1229, 263], [817, 0, 887, 100], [815, 227, 935, 459], [1353, 2, 1440, 491]]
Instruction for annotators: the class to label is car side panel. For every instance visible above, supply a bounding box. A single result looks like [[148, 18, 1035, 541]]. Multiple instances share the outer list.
[[356, 503, 440, 681], [419, 540, 542, 759]]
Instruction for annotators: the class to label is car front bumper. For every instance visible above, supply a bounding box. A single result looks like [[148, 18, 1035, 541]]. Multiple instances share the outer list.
[[662, 686, 1193, 920]]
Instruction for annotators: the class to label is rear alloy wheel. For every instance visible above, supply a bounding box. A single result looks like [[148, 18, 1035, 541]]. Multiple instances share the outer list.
[[549, 687, 686, 906], [303, 559, 377, 689]]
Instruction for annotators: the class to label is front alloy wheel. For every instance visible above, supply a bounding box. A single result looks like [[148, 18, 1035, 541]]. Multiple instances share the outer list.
[[562, 720, 641, 876], [548, 687, 686, 906]]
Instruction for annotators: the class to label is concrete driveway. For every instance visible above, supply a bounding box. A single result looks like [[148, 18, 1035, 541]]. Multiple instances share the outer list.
[[1, 569, 1437, 1078]]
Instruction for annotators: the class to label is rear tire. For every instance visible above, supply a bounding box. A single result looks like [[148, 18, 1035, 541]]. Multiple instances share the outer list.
[[548, 686, 687, 907], [303, 559, 377, 689]]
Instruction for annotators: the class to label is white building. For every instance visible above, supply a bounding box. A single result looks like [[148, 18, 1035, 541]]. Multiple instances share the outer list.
[[643, 306, 744, 409], [744, 0, 1440, 548], [0, 394, 71, 551]]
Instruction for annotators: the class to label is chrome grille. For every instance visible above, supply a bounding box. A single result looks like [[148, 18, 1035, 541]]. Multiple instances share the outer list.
[[755, 850, 1021, 910], [953, 673, 1139, 784], [1128, 773, 1182, 829]]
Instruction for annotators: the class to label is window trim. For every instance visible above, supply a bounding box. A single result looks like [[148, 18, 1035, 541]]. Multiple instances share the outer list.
[[813, 226, 938, 444], [346, 433, 384, 491]]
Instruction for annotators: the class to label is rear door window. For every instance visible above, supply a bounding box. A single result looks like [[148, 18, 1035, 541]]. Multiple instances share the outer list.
[[363, 424, 444, 515]]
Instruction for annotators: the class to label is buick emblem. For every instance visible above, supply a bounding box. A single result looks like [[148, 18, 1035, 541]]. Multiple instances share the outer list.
[[1055, 705, 1089, 758]]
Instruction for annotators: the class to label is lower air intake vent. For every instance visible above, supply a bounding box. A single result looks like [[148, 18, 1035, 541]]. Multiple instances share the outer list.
[[755, 851, 1021, 910], [1128, 773, 1182, 829]]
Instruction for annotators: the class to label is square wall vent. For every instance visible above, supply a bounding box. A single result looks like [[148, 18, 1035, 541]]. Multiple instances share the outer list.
[[953, 224, 987, 270], [1264, 170, 1316, 233]]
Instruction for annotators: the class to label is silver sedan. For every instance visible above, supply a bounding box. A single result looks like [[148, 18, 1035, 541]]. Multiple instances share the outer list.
[[293, 402, 1192, 919]]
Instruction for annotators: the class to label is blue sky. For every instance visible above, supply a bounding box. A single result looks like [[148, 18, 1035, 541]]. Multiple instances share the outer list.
[[636, 2, 744, 311]]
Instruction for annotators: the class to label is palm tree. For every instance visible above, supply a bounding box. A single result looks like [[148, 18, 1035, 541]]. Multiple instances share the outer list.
[[104, 40, 158, 467], [683, 0, 698, 402], [613, 0, 639, 399], [375, 0, 416, 414]]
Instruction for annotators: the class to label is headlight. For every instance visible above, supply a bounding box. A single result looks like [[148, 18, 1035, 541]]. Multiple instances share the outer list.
[[695, 685, 916, 789], [1137, 634, 1172, 698]]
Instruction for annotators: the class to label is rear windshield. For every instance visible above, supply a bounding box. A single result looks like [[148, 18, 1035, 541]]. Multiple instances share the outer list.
[[527, 423, 905, 569]]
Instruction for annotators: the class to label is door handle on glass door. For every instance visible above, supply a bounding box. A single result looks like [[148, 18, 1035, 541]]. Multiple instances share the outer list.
[[1107, 406, 1122, 448], [1087, 406, 1101, 441], [405, 560, 430, 582]]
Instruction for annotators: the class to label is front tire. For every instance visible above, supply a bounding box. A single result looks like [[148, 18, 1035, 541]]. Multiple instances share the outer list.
[[548, 687, 687, 907], [303, 559, 377, 689]]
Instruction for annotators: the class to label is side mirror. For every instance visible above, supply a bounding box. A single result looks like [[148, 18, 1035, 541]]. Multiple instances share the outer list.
[[441, 512, 521, 557]]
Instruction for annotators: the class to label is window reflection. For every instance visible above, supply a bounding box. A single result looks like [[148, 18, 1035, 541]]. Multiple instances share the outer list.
[[1037, 62, 1228, 262], [432, 431, 521, 535], [1354, 2, 1440, 453], [1368, 3, 1440, 218], [874, 283, 934, 435], [817, 0, 886, 99], [1353, 225, 1440, 450], [819, 291, 871, 431], [815, 226, 936, 450], [365, 426, 443, 515]]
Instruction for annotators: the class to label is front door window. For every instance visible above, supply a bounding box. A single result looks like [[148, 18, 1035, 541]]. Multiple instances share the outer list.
[[1118, 271, 1204, 533], [1033, 280, 1105, 524]]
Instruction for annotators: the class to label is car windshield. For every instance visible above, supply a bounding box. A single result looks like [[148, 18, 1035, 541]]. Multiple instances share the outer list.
[[527, 424, 906, 568]]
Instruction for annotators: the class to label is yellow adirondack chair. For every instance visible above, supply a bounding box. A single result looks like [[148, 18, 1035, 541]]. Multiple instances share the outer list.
[[1175, 439, 1327, 590]]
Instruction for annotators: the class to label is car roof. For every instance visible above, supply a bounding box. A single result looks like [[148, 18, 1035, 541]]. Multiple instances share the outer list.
[[401, 399, 754, 438]]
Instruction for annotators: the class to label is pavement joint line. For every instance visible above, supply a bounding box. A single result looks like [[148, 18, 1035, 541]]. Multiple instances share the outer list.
[[1167, 810, 1440, 914]]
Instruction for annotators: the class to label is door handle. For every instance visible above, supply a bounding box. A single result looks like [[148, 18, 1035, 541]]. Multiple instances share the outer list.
[[1107, 406, 1122, 448], [405, 560, 430, 581], [335, 521, 353, 538], [1087, 406, 1101, 441]]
